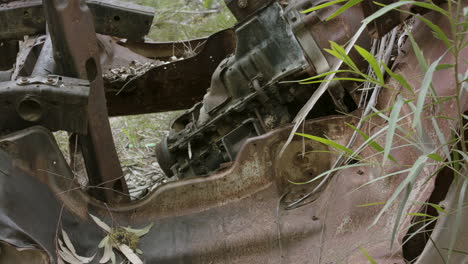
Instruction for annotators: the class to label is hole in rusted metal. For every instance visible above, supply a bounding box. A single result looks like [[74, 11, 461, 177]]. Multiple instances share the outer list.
[[17, 97, 43, 122], [85, 58, 97, 82], [114, 15, 121, 21]]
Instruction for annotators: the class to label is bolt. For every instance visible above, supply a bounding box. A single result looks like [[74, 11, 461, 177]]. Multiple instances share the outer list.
[[21, 77, 28, 83], [238, 0, 248, 8], [47, 77, 54, 83]]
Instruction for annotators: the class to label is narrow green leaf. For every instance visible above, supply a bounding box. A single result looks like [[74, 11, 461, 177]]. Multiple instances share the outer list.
[[383, 64, 413, 93], [373, 1, 449, 17], [391, 181, 413, 248], [373, 155, 428, 227], [424, 202, 447, 215], [360, 247, 377, 264], [329, 41, 359, 71], [436, 64, 454, 71], [301, 0, 346, 13], [356, 201, 386, 207], [407, 212, 435, 218], [427, 153, 444, 162], [415, 15, 452, 49], [346, 123, 398, 163], [298, 70, 355, 82], [407, 30, 428, 70], [412, 56, 443, 136], [383, 95, 404, 165], [355, 45, 384, 83], [442, 248, 468, 256], [296, 133, 356, 157], [300, 77, 369, 85], [326, 0, 363, 21]]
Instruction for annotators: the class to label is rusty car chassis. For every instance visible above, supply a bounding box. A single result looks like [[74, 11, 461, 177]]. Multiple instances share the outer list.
[[0, 0, 467, 263]]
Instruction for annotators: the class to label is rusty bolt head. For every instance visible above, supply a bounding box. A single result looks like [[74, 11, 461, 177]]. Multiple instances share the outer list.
[[20, 77, 28, 83], [47, 77, 54, 83], [238, 0, 248, 8]]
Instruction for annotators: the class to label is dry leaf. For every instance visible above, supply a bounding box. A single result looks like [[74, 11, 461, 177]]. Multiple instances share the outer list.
[[118, 244, 143, 264], [89, 214, 111, 233]]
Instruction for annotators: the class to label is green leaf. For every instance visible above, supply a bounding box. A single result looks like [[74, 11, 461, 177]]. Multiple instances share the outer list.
[[359, 247, 377, 264], [328, 41, 359, 71], [383, 64, 414, 93], [427, 153, 444, 162], [298, 70, 355, 82], [424, 202, 447, 215], [407, 30, 428, 71], [412, 56, 443, 137], [296, 133, 357, 158], [326, 0, 363, 21], [356, 201, 386, 207], [436, 64, 454, 71], [414, 15, 452, 49], [355, 45, 384, 83], [407, 212, 435, 218], [372, 155, 428, 226], [383, 95, 404, 165], [301, 0, 347, 14], [346, 123, 398, 163], [373, 1, 449, 17]]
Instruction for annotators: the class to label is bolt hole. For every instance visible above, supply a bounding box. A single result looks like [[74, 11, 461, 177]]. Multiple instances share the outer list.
[[17, 97, 43, 122], [113, 15, 120, 21], [85, 58, 97, 82], [23, 10, 29, 16]]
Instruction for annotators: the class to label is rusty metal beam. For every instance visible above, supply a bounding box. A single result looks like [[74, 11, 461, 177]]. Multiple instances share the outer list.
[[105, 29, 236, 116], [42, 0, 128, 203], [0, 0, 154, 41]]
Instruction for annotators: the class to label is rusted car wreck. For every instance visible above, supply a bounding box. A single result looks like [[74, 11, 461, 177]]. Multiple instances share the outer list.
[[0, 0, 466, 263]]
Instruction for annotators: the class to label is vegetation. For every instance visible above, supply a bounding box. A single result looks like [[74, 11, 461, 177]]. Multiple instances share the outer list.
[[291, 1, 467, 262]]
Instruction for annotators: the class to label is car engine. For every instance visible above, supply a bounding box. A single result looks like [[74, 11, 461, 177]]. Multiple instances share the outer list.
[[156, 0, 371, 179]]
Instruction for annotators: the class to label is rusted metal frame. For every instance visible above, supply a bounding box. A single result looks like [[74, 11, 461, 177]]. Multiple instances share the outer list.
[[0, 0, 154, 41], [0, 76, 89, 134], [119, 37, 210, 61], [42, 0, 128, 203], [105, 29, 236, 116]]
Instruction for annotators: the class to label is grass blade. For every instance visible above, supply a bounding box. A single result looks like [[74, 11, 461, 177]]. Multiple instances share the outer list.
[[326, 0, 363, 21], [412, 56, 443, 138], [355, 45, 384, 83], [296, 133, 357, 158], [373, 155, 428, 226], [346, 123, 398, 163], [359, 247, 377, 264], [301, 0, 346, 14], [383, 95, 404, 166]]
